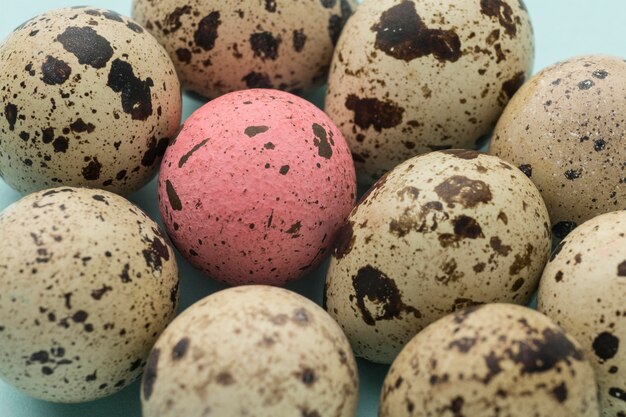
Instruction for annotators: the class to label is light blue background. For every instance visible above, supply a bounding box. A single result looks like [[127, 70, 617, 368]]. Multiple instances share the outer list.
[[1, 1, 625, 416]]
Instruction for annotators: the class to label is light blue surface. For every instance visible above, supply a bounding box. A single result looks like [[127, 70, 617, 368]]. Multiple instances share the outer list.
[[0, 1, 625, 416]]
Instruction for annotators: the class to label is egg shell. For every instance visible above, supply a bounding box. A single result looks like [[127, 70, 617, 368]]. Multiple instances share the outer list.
[[490, 55, 626, 240], [158, 89, 356, 286], [0, 187, 179, 402], [538, 211, 626, 417], [131, 0, 357, 98], [141, 285, 359, 417], [380, 304, 599, 417], [325, 150, 551, 363], [0, 7, 182, 195], [325, 0, 534, 183]]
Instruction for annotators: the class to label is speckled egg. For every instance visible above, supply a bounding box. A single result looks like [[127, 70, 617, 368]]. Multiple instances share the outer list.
[[325, 0, 534, 183], [131, 0, 357, 98], [0, 187, 179, 402], [141, 285, 359, 417], [0, 7, 182, 195], [325, 150, 551, 363], [380, 304, 599, 417], [158, 89, 356, 286], [490, 55, 626, 240], [538, 211, 626, 417]]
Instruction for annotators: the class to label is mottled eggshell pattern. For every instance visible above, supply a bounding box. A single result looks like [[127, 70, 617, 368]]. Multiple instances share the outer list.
[[0, 187, 179, 403], [490, 55, 626, 240], [538, 211, 626, 417], [380, 304, 599, 417], [325, 0, 534, 183], [0, 7, 182, 195], [141, 285, 359, 417], [132, 0, 357, 98], [325, 150, 551, 363], [158, 89, 356, 286]]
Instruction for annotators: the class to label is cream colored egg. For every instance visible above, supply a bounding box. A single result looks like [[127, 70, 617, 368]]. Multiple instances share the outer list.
[[141, 286, 358, 417], [538, 211, 626, 417], [380, 304, 599, 417], [490, 55, 626, 239], [132, 0, 357, 98], [0, 7, 182, 195], [325, 0, 534, 183], [0, 187, 179, 402], [325, 150, 551, 363]]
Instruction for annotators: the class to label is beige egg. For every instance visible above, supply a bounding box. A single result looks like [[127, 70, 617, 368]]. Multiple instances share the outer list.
[[380, 304, 599, 417], [0, 7, 182, 195], [325, 150, 551, 363], [0, 187, 179, 402], [538, 211, 626, 417], [325, 0, 534, 183], [131, 0, 357, 98], [490, 55, 626, 240], [141, 285, 358, 417]]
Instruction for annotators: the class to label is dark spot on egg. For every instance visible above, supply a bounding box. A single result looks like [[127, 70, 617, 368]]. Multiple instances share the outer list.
[[592, 69, 608, 79], [312, 123, 333, 159], [480, 0, 518, 37], [244, 126, 270, 138], [345, 95, 404, 132], [371, 1, 461, 63], [107, 59, 154, 121], [509, 243, 534, 275], [216, 371, 235, 386], [564, 169, 582, 180], [194, 12, 221, 51], [242, 71, 273, 89], [176, 48, 192, 64], [434, 176, 492, 208], [293, 29, 307, 52], [172, 337, 190, 360], [279, 165, 290, 175], [552, 382, 568, 403], [265, 0, 277, 12], [41, 56, 72, 85], [578, 79, 595, 90], [70, 118, 95, 134], [4, 103, 17, 131], [165, 180, 182, 211], [351, 264, 421, 326], [82, 157, 102, 180], [250, 31, 281, 61], [592, 332, 620, 361], [56, 26, 114, 69], [178, 138, 209, 168]]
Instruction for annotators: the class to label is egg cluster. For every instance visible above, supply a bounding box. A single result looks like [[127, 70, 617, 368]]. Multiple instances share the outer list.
[[0, 1, 623, 417]]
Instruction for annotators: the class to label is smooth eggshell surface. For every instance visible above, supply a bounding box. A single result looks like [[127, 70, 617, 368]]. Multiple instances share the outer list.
[[158, 89, 356, 286], [0, 7, 181, 195], [0, 187, 179, 403], [380, 304, 599, 417], [326, 0, 534, 183], [325, 150, 551, 363], [490, 55, 626, 240], [132, 0, 357, 98], [538, 211, 626, 417], [141, 285, 359, 417]]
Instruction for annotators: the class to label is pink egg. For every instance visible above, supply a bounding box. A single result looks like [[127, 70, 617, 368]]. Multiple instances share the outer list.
[[158, 89, 356, 286]]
